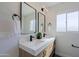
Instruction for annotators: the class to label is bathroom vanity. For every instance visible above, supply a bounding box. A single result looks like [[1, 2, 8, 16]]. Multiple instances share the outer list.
[[19, 37, 55, 57]]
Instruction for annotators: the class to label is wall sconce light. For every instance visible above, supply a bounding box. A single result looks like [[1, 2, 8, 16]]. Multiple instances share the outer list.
[[48, 22, 52, 26], [48, 22, 52, 34], [41, 23, 43, 26], [41, 23, 43, 32]]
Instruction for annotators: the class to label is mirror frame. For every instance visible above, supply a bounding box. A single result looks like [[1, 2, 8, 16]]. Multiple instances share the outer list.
[[38, 12, 46, 32], [20, 2, 37, 34]]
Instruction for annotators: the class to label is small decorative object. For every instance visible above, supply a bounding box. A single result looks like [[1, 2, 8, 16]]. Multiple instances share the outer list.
[[36, 32, 42, 39]]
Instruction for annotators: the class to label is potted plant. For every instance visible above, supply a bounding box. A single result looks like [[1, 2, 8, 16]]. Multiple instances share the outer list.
[[36, 32, 42, 39]]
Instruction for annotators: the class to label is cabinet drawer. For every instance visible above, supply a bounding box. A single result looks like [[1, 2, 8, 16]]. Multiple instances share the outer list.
[[44, 42, 54, 57]]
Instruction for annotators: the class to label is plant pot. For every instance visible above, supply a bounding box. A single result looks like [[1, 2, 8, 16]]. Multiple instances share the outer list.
[[37, 35, 42, 39], [36, 32, 42, 39]]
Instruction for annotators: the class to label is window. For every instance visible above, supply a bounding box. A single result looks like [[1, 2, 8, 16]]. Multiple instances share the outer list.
[[67, 11, 78, 31], [57, 13, 66, 32], [57, 11, 79, 32]]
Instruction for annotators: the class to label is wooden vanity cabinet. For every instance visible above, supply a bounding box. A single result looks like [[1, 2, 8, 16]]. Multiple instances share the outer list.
[[19, 40, 55, 57], [19, 48, 44, 57], [43, 40, 55, 57]]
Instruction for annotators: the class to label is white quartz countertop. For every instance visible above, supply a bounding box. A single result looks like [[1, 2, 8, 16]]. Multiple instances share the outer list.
[[19, 37, 55, 56]]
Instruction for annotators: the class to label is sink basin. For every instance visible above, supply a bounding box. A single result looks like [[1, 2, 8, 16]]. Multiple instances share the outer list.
[[26, 38, 45, 47]]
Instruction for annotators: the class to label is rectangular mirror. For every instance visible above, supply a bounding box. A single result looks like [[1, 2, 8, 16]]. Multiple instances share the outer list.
[[21, 2, 36, 34], [38, 12, 46, 33]]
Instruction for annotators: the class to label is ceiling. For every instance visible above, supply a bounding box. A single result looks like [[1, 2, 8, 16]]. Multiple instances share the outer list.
[[38, 2, 61, 8]]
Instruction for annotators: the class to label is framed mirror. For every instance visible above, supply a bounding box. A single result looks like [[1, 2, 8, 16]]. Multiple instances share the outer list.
[[20, 2, 37, 34], [38, 12, 46, 33]]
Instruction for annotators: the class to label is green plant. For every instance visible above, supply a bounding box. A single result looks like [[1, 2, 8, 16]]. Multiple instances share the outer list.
[[36, 32, 42, 39]]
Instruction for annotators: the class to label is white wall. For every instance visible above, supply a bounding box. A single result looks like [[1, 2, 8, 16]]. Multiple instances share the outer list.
[[47, 2, 79, 57], [0, 2, 20, 57]]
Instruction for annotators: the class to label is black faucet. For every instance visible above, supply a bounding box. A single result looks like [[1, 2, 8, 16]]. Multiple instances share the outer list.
[[43, 33, 47, 37], [30, 35, 34, 41]]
